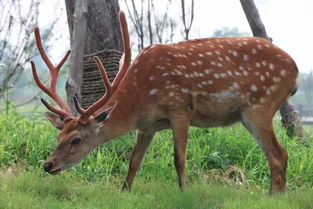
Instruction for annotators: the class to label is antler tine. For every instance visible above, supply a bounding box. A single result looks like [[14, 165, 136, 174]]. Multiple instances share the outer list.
[[41, 98, 69, 119], [77, 57, 113, 123], [94, 56, 112, 96], [56, 50, 71, 71], [73, 96, 85, 116], [111, 11, 131, 91], [32, 27, 72, 118], [34, 27, 54, 74]]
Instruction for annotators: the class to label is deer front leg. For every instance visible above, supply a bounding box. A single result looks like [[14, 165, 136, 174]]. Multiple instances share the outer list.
[[170, 112, 190, 191], [122, 130, 154, 191]]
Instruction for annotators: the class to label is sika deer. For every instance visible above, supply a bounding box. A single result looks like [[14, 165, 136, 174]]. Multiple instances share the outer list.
[[31, 12, 298, 193]]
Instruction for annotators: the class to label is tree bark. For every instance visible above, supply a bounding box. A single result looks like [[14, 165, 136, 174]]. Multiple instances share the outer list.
[[240, 0, 303, 138], [65, 0, 123, 111], [65, 0, 88, 116]]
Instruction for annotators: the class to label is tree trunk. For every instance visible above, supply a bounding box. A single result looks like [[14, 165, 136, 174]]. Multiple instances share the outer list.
[[65, 0, 123, 110], [240, 0, 303, 138], [65, 0, 88, 116]]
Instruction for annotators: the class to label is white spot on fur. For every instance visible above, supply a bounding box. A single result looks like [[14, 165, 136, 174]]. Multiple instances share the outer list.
[[252, 48, 257, 54], [220, 73, 227, 78], [149, 76, 155, 81], [234, 71, 242, 76], [181, 88, 189, 94], [209, 90, 238, 100], [215, 50, 221, 55], [243, 55, 249, 61], [217, 63, 223, 68], [232, 50, 238, 57], [251, 85, 258, 92], [266, 72, 270, 77], [197, 60, 203, 65], [260, 75, 265, 81], [262, 61, 267, 66], [204, 69, 213, 74], [198, 53, 204, 57], [149, 88, 158, 95], [273, 77, 281, 83], [280, 70, 286, 77], [233, 82, 239, 89], [156, 65, 165, 70]]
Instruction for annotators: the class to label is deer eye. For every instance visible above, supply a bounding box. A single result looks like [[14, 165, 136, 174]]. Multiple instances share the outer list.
[[71, 137, 81, 145]]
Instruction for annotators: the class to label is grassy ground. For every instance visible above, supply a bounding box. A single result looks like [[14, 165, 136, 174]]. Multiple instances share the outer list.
[[1, 110, 313, 208], [1, 170, 313, 209]]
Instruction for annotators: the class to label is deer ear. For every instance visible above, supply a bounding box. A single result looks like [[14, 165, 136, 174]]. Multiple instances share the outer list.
[[45, 112, 64, 130], [94, 102, 117, 127]]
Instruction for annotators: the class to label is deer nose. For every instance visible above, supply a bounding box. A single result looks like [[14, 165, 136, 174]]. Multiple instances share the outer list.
[[43, 162, 53, 172]]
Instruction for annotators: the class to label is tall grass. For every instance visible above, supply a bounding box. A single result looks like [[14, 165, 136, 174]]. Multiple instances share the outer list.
[[1, 110, 313, 190]]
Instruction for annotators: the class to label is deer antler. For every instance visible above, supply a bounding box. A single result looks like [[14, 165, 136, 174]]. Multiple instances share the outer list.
[[31, 27, 72, 119], [74, 11, 131, 124], [33, 11, 131, 123], [112, 11, 131, 91], [74, 56, 113, 124]]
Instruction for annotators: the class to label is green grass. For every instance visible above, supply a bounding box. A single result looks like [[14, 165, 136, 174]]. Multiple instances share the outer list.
[[1, 170, 313, 209], [1, 110, 313, 208]]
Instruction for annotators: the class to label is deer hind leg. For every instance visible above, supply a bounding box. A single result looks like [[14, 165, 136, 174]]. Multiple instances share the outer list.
[[122, 130, 155, 191], [170, 111, 190, 191], [241, 110, 288, 194]]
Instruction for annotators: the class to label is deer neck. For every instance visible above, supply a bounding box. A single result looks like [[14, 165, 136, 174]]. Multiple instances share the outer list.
[[97, 88, 138, 142]]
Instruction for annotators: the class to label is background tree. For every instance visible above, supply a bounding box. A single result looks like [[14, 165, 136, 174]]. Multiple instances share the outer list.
[[240, 0, 303, 138], [302, 72, 313, 105], [65, 0, 123, 114], [0, 0, 56, 109], [124, 0, 176, 52], [213, 27, 249, 37], [180, 0, 194, 40]]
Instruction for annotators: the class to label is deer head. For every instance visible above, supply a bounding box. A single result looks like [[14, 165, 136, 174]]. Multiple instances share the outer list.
[[31, 11, 131, 174]]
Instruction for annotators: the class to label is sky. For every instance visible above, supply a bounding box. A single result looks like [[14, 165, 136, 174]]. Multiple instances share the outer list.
[[39, 0, 313, 73]]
